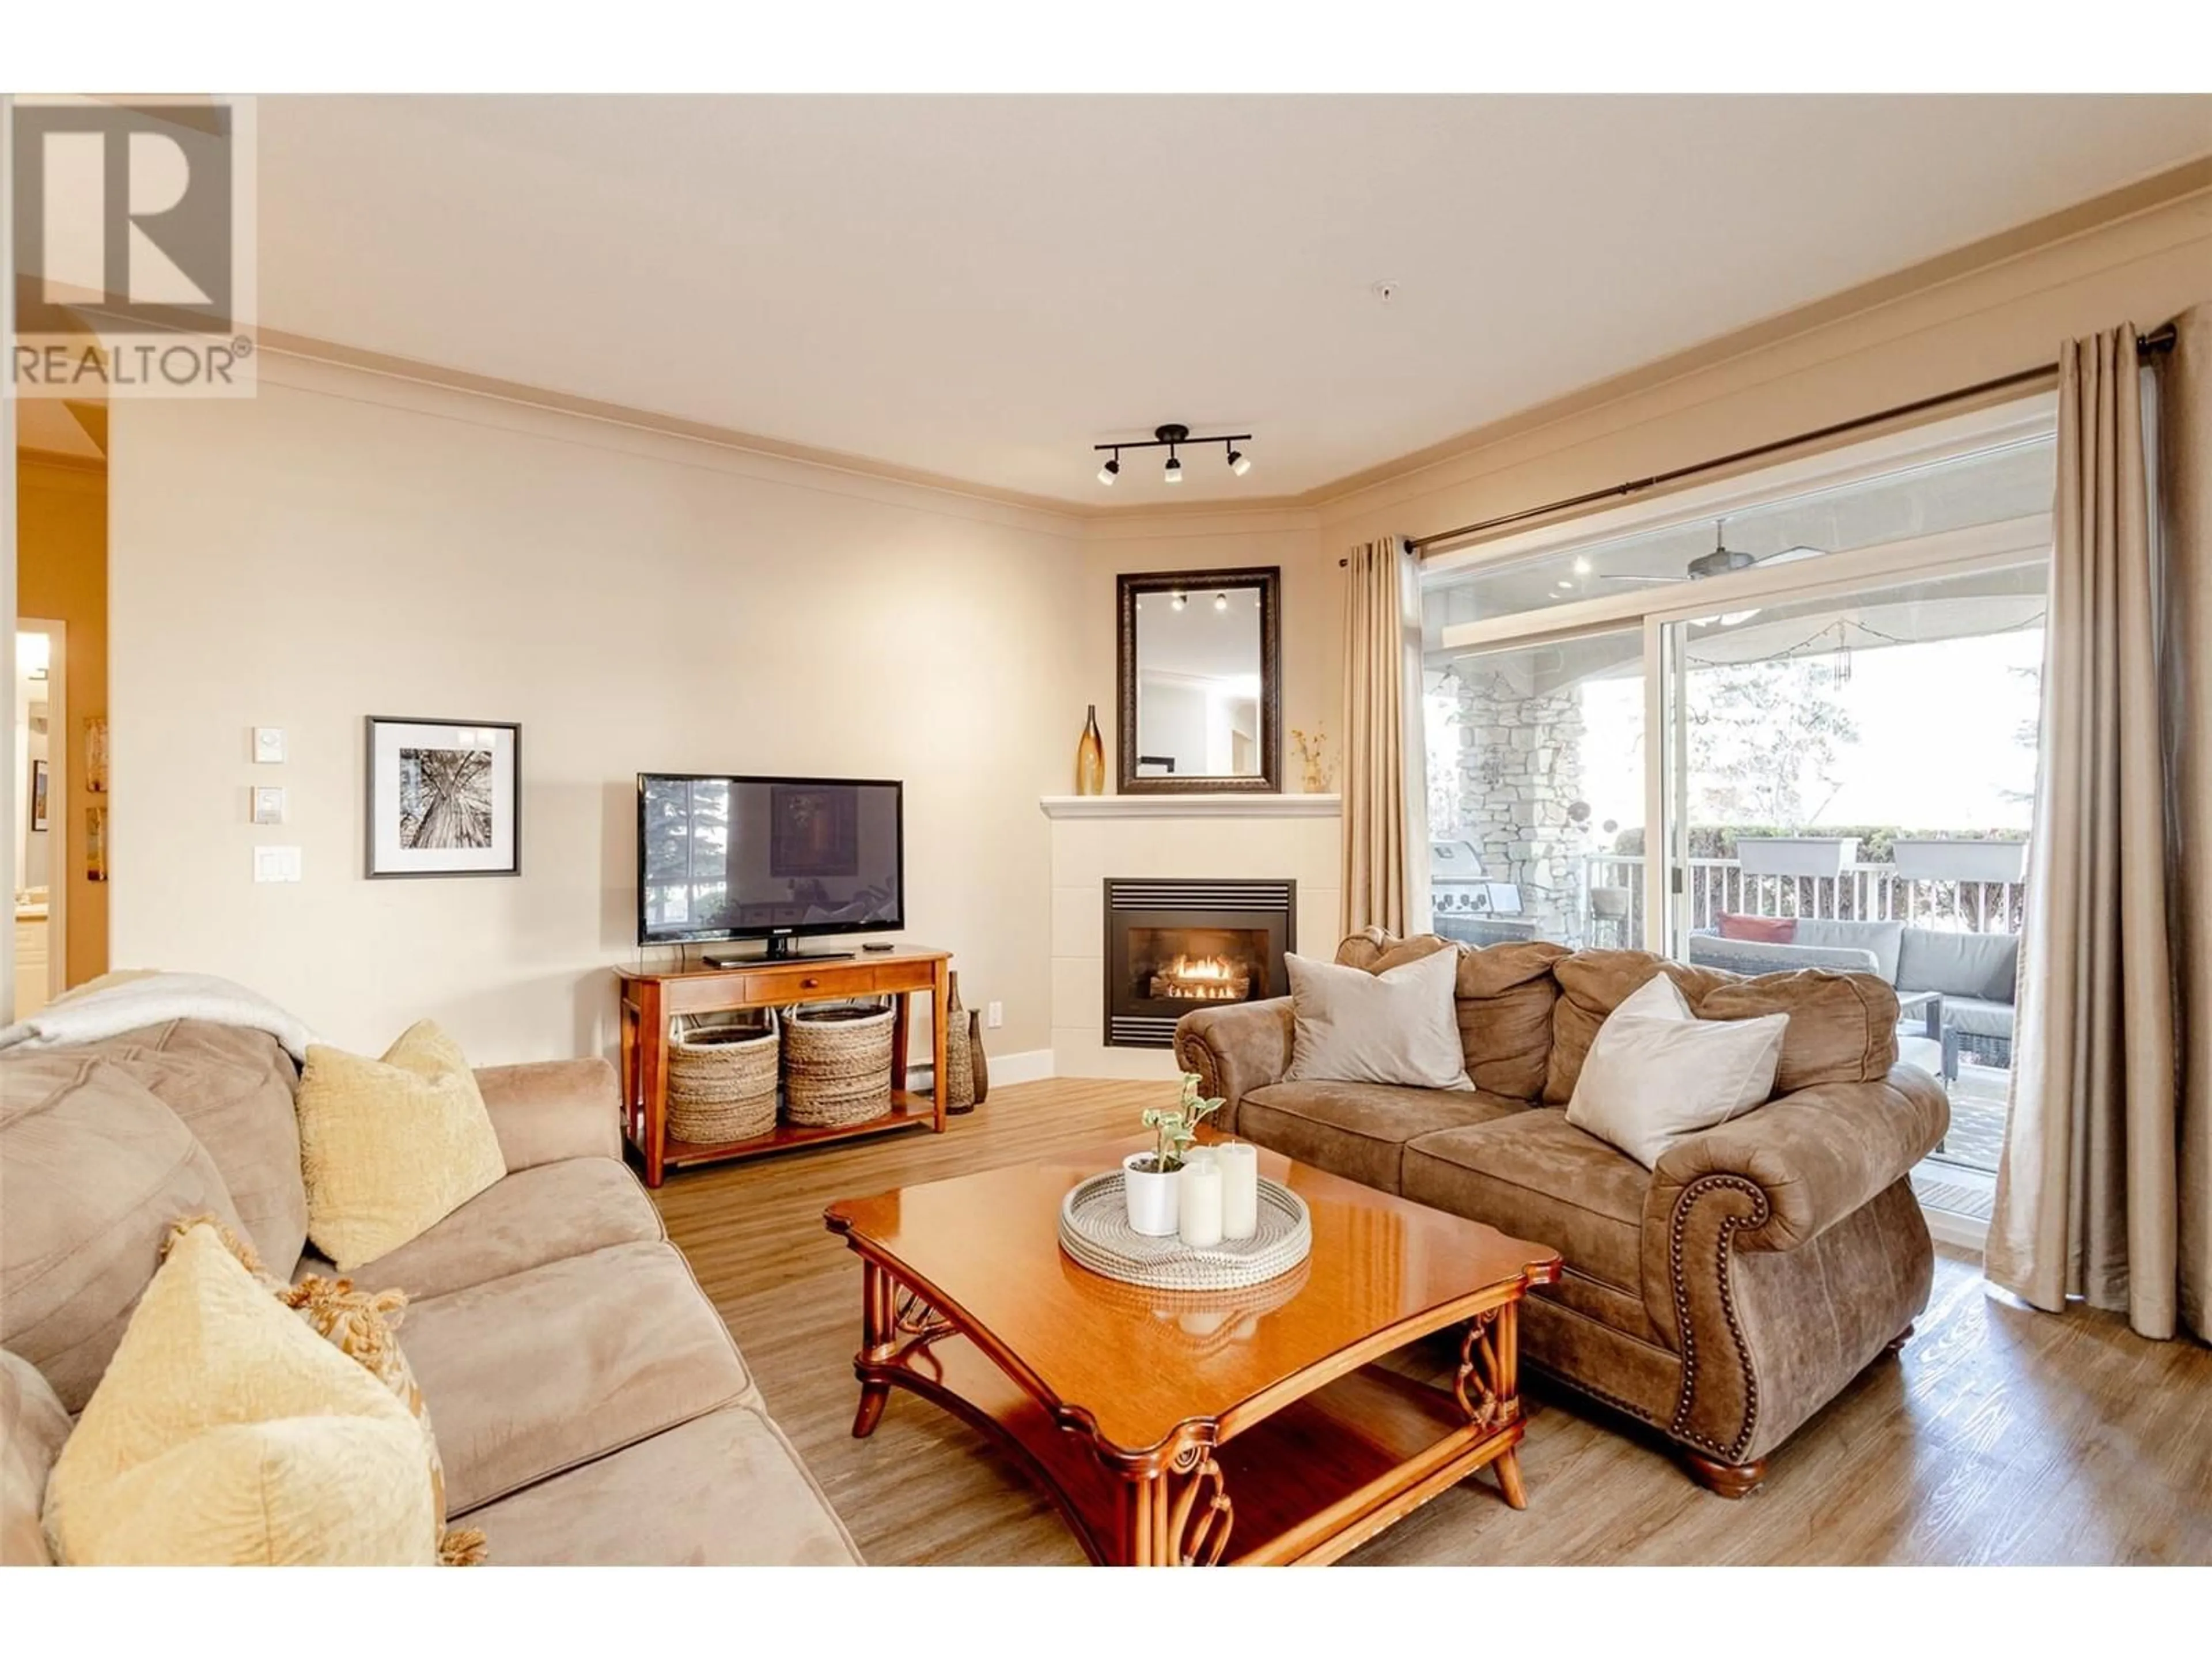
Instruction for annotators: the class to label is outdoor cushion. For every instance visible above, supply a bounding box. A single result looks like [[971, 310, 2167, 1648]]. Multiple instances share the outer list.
[[79, 1020, 308, 1274], [457, 1403, 860, 1566], [1791, 919, 1906, 984], [1684, 934, 1882, 978], [1404, 1112, 1657, 1340], [1944, 997, 2017, 1041], [298, 1157, 666, 1305], [1719, 913, 1797, 943], [1238, 1081, 1524, 1194], [402, 1240, 751, 1514], [1897, 929, 2020, 1002], [0, 1051, 247, 1412]]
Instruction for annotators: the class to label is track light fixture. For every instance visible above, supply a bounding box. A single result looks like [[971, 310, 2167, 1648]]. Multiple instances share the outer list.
[[1093, 423, 1254, 487], [1213, 592, 1229, 611]]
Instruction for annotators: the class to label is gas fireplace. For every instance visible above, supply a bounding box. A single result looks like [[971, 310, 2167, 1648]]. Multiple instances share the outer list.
[[1104, 878, 1296, 1048]]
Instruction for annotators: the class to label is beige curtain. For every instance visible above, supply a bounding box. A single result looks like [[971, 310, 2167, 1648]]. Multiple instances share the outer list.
[[1989, 314, 2207, 1343], [2162, 306, 2211, 1342], [1339, 532, 1429, 940]]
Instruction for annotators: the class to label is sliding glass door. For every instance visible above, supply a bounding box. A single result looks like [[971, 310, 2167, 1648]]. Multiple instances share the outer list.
[[1423, 629, 1646, 951], [1419, 416, 2059, 1192]]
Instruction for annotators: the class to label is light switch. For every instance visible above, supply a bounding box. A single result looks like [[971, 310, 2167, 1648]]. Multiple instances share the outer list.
[[252, 786, 286, 825], [253, 728, 286, 764], [253, 845, 302, 883]]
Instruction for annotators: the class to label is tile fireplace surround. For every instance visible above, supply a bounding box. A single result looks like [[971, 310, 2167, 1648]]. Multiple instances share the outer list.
[[1041, 794, 1342, 1080]]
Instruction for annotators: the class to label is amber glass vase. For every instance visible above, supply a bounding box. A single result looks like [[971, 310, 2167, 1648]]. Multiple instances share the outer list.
[[1075, 704, 1106, 796]]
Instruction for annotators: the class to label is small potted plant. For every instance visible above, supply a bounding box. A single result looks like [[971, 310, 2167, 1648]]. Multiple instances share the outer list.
[[1124, 1073, 1225, 1236]]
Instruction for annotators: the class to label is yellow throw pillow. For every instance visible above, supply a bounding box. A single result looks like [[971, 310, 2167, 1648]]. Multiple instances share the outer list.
[[296, 1020, 507, 1271], [43, 1224, 437, 1566]]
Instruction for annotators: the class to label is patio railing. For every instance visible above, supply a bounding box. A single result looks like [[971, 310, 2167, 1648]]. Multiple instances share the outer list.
[[1582, 854, 2028, 940]]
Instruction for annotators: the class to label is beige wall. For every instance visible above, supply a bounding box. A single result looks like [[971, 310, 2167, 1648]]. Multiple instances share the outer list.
[[1324, 185, 2212, 547], [108, 359, 1101, 1063], [1078, 510, 1339, 789], [16, 458, 108, 984]]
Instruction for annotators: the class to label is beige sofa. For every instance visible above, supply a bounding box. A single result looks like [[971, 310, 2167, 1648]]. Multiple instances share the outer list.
[[1, 1019, 858, 1565], [1175, 930, 1950, 1497]]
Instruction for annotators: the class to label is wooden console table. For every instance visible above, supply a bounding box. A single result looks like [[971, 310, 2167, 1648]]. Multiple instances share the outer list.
[[617, 947, 952, 1187]]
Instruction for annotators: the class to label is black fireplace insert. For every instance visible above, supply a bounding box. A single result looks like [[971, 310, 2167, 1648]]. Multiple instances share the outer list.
[[1103, 877, 1296, 1048]]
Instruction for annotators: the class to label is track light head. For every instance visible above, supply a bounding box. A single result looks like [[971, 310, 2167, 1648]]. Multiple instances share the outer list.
[[1163, 453, 1183, 484], [1214, 593, 1229, 611], [1226, 447, 1250, 476], [1097, 454, 1120, 486], [1171, 591, 1187, 611]]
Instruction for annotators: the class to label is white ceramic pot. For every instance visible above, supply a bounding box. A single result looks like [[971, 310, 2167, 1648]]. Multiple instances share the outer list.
[[1122, 1152, 1180, 1236]]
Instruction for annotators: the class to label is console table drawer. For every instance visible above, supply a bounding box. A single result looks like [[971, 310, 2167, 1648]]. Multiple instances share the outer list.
[[777, 963, 880, 1001]]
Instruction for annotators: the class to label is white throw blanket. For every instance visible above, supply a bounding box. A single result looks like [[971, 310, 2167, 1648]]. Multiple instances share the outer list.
[[0, 972, 317, 1062]]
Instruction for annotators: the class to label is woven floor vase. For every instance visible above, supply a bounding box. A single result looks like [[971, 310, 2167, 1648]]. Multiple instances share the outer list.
[[782, 1001, 897, 1127], [666, 1014, 779, 1144]]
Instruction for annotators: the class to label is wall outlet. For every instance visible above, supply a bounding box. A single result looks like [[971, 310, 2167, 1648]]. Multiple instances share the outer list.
[[252, 845, 302, 883], [252, 727, 286, 764], [987, 1001, 1003, 1029]]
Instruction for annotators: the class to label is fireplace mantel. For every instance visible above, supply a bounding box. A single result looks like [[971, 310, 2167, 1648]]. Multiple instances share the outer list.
[[1039, 793, 1340, 820], [1046, 793, 1341, 1079]]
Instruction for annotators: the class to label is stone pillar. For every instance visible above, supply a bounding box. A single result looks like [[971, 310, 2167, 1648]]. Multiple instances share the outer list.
[[1451, 669, 1589, 944]]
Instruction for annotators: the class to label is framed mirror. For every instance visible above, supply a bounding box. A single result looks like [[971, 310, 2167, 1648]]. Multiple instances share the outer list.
[[1116, 566, 1282, 794]]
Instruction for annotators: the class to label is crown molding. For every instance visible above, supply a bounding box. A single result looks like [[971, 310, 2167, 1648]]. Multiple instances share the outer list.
[[1302, 153, 2212, 517], [240, 152, 2210, 535]]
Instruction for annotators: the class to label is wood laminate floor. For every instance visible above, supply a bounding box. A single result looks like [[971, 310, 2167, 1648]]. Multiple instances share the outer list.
[[653, 1078, 2212, 1566]]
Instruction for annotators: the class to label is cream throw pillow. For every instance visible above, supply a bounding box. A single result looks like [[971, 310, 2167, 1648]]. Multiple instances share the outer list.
[[1283, 947, 1472, 1090], [297, 1021, 506, 1271], [1565, 972, 1788, 1168], [43, 1224, 436, 1565]]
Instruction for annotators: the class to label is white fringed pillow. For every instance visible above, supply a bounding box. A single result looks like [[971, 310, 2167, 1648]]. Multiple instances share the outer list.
[[1565, 972, 1787, 1167]]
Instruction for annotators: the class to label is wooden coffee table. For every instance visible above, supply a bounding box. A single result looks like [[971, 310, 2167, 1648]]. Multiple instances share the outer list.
[[822, 1140, 1561, 1566]]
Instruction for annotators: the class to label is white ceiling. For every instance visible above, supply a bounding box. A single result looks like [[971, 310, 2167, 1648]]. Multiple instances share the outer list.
[[252, 96, 2212, 504]]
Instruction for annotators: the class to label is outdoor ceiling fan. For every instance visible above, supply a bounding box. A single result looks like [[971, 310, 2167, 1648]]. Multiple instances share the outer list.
[[1599, 520, 1825, 585]]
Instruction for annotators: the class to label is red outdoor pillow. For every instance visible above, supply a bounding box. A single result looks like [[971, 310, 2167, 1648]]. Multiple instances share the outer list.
[[1719, 913, 1797, 944]]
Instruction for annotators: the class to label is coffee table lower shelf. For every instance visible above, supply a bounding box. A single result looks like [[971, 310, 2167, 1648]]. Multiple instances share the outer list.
[[856, 1327, 1525, 1567]]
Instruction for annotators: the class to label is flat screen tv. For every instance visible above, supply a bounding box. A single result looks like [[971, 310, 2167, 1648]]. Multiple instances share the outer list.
[[638, 774, 904, 955]]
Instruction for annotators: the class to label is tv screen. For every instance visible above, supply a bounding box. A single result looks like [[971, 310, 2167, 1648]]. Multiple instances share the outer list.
[[638, 774, 904, 947]]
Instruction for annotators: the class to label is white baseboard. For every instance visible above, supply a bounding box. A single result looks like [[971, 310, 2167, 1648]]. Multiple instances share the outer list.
[[911, 1048, 1055, 1090], [985, 1048, 1055, 1086], [1922, 1206, 1988, 1255]]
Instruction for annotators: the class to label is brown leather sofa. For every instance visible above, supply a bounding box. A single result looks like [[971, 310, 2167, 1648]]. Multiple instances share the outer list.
[[1, 1020, 858, 1565], [1174, 929, 1949, 1497]]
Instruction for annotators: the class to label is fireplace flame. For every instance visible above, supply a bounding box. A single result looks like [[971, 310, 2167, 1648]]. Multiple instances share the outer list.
[[1169, 953, 1235, 981], [1150, 953, 1252, 1002]]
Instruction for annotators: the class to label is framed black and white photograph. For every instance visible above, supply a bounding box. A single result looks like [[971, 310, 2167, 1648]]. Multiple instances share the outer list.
[[365, 717, 521, 878]]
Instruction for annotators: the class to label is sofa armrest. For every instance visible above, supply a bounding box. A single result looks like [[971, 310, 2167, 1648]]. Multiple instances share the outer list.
[[1171, 999, 1293, 1135], [1648, 1063, 1949, 1256], [475, 1057, 623, 1173]]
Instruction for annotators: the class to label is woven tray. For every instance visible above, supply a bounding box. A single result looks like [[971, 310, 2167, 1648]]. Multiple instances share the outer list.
[[1058, 1171, 1311, 1291]]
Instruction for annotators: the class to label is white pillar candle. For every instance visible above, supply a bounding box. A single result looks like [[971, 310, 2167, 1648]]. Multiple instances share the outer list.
[[1177, 1159, 1224, 1248], [1217, 1142, 1260, 1240]]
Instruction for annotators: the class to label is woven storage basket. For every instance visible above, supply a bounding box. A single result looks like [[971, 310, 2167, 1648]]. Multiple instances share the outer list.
[[666, 1012, 780, 1143], [782, 1000, 896, 1128]]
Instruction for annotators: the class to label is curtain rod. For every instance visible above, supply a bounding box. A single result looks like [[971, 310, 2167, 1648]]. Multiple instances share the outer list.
[[1407, 320, 2179, 556]]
